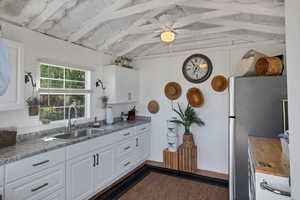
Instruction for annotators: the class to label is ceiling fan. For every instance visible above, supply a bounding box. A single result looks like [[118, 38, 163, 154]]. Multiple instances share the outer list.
[[151, 14, 189, 44]]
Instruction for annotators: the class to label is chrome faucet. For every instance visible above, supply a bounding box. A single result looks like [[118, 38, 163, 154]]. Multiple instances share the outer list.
[[67, 102, 78, 133]]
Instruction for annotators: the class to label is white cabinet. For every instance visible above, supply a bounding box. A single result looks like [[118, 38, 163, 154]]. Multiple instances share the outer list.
[[103, 65, 139, 104], [0, 39, 24, 111], [5, 163, 65, 200], [93, 147, 114, 192], [66, 153, 94, 200], [136, 132, 150, 161], [66, 145, 115, 200]]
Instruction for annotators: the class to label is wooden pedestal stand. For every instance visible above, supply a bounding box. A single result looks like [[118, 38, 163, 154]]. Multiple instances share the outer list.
[[178, 134, 197, 173], [163, 149, 179, 170]]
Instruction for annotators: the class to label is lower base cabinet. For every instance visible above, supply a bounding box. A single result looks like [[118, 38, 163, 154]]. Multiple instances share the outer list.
[[66, 153, 95, 200], [66, 146, 115, 200], [5, 164, 65, 200], [3, 123, 151, 200]]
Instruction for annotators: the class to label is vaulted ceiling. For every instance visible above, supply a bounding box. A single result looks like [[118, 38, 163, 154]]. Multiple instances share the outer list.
[[0, 0, 285, 58]]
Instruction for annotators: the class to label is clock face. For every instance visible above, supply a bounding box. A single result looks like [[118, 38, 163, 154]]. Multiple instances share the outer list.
[[182, 54, 213, 83]]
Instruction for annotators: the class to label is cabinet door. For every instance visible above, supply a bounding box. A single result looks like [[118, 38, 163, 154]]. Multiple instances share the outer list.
[[66, 154, 94, 200], [93, 147, 114, 191], [0, 39, 24, 111], [116, 67, 139, 103], [136, 132, 150, 162]]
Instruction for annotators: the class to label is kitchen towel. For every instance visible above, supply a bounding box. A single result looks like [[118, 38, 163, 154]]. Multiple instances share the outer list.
[[0, 39, 11, 96]]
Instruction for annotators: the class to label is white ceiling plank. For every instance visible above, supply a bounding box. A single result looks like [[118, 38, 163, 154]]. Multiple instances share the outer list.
[[104, 10, 240, 48], [69, 0, 185, 42], [173, 10, 240, 29], [117, 26, 241, 57], [179, 0, 284, 17], [68, 0, 132, 42], [116, 33, 158, 57], [27, 0, 74, 30], [135, 40, 284, 60], [97, 6, 174, 50], [205, 19, 285, 35], [135, 43, 164, 57]]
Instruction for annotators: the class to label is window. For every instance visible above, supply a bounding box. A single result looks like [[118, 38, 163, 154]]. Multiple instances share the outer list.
[[38, 63, 91, 122]]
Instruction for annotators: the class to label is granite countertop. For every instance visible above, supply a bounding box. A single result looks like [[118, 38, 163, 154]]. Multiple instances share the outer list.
[[0, 118, 150, 166]]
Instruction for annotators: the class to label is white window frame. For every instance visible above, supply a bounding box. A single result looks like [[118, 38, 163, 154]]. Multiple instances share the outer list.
[[37, 62, 91, 123]]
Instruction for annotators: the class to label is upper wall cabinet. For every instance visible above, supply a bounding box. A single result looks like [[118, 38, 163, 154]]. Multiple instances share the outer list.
[[0, 39, 24, 111], [103, 65, 139, 104]]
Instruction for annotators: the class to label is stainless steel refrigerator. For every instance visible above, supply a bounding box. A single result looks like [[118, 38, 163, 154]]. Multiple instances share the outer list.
[[229, 76, 287, 200]]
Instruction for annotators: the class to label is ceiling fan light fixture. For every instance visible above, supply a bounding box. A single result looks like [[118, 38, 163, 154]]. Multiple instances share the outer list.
[[160, 31, 176, 43]]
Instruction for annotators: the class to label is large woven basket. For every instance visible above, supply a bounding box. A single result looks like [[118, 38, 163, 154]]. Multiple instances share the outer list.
[[255, 57, 283, 76]]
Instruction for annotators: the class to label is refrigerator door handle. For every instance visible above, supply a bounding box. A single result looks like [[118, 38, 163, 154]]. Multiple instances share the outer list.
[[229, 117, 235, 200]]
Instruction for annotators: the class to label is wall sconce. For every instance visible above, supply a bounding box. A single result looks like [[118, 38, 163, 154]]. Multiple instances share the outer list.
[[25, 72, 36, 88], [96, 79, 106, 90]]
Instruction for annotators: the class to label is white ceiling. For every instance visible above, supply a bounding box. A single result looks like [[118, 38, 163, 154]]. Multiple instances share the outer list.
[[0, 0, 285, 58]]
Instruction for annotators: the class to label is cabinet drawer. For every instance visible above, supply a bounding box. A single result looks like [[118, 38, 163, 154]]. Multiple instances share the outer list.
[[117, 139, 135, 158], [135, 124, 150, 135], [117, 155, 135, 175], [255, 173, 291, 200], [6, 163, 65, 200], [6, 148, 66, 183], [118, 128, 135, 141]]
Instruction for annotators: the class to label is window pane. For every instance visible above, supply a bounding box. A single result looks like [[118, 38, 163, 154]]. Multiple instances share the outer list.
[[49, 65, 64, 79], [65, 69, 85, 81], [65, 106, 85, 119], [40, 107, 64, 121], [49, 95, 64, 107], [65, 81, 85, 89], [40, 64, 49, 78], [65, 95, 85, 106], [40, 79, 49, 88], [49, 80, 64, 88], [40, 94, 49, 107]]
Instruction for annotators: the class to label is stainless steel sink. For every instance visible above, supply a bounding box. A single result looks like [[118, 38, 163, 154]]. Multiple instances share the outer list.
[[53, 128, 105, 140], [54, 129, 88, 140]]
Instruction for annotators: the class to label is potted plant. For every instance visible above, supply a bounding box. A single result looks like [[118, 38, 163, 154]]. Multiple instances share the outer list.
[[26, 96, 40, 116], [170, 103, 205, 145], [100, 95, 109, 109]]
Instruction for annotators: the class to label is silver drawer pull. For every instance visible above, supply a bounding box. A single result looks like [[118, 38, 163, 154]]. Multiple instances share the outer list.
[[260, 180, 291, 197], [32, 160, 50, 167], [140, 128, 146, 131], [123, 132, 130, 136], [124, 161, 131, 167], [124, 146, 131, 150], [31, 183, 49, 192]]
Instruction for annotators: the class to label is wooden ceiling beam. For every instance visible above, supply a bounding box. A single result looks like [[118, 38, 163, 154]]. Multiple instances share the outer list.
[[117, 26, 241, 56], [178, 0, 284, 17], [116, 33, 158, 57], [173, 10, 240, 29], [205, 19, 285, 35], [27, 0, 74, 30], [97, 6, 174, 50], [101, 10, 240, 50], [69, 0, 185, 43]]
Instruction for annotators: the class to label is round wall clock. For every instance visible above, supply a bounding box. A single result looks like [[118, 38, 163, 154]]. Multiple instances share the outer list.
[[182, 54, 213, 83]]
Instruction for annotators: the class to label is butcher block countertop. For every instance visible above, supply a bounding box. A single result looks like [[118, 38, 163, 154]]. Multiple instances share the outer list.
[[248, 136, 290, 177]]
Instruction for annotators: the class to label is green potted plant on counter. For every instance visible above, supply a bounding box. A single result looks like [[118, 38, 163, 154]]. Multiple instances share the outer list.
[[170, 103, 205, 145], [26, 96, 40, 116]]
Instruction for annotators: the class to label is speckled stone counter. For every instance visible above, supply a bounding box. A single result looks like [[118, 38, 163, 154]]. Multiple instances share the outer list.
[[0, 118, 150, 166]]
